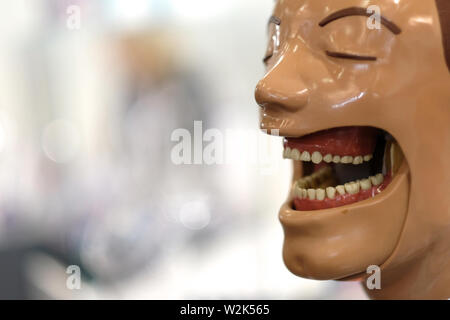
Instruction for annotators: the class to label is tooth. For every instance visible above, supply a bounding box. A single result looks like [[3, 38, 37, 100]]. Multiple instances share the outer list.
[[316, 188, 325, 200], [326, 187, 336, 199], [336, 185, 346, 195], [345, 182, 360, 194], [312, 168, 326, 178], [353, 156, 363, 165], [316, 167, 332, 184], [283, 147, 291, 159], [300, 151, 311, 161], [311, 175, 321, 186], [294, 186, 301, 198], [376, 173, 384, 185], [311, 151, 323, 164], [318, 166, 332, 178], [323, 154, 333, 163], [390, 142, 403, 175], [319, 177, 337, 189], [292, 184, 298, 196], [344, 183, 352, 194], [364, 154, 373, 162], [304, 176, 313, 188], [291, 148, 300, 161], [370, 174, 384, 186], [360, 179, 372, 190], [333, 155, 341, 163], [297, 179, 308, 188], [341, 156, 353, 164], [307, 188, 316, 200], [297, 187, 304, 199], [301, 189, 307, 198]]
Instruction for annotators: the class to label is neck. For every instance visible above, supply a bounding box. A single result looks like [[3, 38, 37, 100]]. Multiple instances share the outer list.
[[363, 243, 450, 299]]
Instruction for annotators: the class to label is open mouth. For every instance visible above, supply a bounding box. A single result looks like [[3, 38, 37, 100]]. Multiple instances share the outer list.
[[284, 126, 404, 211]]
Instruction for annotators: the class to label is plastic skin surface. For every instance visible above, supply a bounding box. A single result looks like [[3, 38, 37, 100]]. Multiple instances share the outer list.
[[255, 0, 450, 299]]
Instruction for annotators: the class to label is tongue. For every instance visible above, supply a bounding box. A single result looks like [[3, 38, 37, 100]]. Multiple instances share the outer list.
[[285, 126, 379, 157]]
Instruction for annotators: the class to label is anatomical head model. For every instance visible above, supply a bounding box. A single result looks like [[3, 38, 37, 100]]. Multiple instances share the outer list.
[[255, 0, 450, 299]]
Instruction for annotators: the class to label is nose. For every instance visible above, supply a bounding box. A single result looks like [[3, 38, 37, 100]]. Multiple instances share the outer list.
[[255, 53, 310, 112]]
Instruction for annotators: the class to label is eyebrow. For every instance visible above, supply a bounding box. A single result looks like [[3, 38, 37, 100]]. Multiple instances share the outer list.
[[319, 7, 402, 35], [269, 15, 281, 25]]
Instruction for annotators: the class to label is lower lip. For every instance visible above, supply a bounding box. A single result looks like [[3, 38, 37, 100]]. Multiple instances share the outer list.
[[293, 174, 392, 211]]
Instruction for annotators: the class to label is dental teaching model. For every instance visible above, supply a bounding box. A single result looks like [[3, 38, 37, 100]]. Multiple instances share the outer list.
[[255, 0, 450, 299]]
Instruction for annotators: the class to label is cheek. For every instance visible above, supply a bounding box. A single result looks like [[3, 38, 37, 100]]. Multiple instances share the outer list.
[[309, 63, 378, 106], [317, 60, 402, 101]]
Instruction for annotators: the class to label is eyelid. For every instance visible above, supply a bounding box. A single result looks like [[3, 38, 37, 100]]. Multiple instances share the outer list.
[[269, 16, 281, 26], [325, 50, 377, 61], [263, 54, 273, 64]]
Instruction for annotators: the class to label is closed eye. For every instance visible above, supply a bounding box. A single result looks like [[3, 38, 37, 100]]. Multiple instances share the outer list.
[[326, 50, 377, 61], [263, 54, 273, 64]]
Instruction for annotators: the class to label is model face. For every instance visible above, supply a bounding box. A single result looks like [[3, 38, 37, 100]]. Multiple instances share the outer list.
[[255, 0, 450, 281]]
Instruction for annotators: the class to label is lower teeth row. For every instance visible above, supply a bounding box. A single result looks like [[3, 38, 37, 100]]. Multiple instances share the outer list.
[[293, 173, 384, 200]]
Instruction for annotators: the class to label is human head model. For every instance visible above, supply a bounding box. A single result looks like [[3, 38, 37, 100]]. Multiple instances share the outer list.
[[255, 0, 450, 299]]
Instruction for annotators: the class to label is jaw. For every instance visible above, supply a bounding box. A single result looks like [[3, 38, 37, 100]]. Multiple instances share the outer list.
[[279, 126, 411, 280]]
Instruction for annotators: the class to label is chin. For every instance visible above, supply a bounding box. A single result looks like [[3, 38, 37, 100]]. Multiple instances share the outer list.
[[278, 126, 410, 281]]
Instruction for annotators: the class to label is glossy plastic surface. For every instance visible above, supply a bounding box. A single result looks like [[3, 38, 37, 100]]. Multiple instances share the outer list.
[[255, 0, 450, 299], [285, 127, 379, 157]]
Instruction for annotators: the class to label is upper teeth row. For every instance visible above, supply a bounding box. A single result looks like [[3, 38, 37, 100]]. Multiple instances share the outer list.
[[293, 173, 384, 200], [284, 147, 373, 165]]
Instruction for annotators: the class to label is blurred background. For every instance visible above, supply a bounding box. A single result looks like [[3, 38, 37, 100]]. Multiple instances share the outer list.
[[0, 0, 366, 299]]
